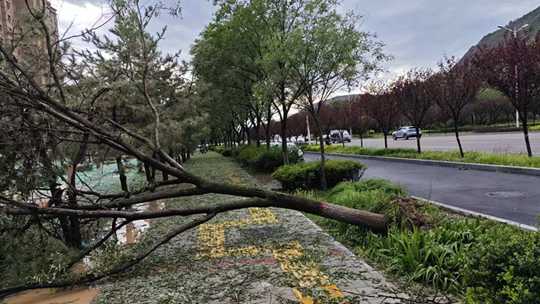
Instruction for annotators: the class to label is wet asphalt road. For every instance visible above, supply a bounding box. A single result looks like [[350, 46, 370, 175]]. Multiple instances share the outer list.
[[305, 153, 540, 227], [351, 131, 540, 154]]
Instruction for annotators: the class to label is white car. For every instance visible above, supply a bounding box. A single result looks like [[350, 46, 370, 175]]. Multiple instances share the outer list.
[[392, 126, 422, 140], [270, 141, 304, 158]]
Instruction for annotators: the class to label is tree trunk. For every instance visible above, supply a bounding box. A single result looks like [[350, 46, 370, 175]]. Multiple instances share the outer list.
[[144, 162, 154, 183], [265, 127, 271, 150], [245, 124, 251, 145], [522, 116, 533, 157], [453, 121, 464, 158], [265, 102, 272, 150], [255, 122, 261, 147], [415, 127, 422, 153], [383, 132, 388, 149], [116, 156, 128, 192], [360, 133, 364, 148], [315, 118, 327, 190], [280, 113, 289, 165]]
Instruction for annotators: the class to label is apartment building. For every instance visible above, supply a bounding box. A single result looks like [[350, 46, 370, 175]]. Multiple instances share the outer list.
[[0, 0, 58, 85]]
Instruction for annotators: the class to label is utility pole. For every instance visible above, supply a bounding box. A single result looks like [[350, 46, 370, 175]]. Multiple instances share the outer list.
[[498, 24, 529, 128], [306, 115, 312, 144]]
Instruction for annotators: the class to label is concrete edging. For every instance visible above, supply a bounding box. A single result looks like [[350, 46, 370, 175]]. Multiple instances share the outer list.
[[412, 196, 539, 232], [304, 151, 540, 177]]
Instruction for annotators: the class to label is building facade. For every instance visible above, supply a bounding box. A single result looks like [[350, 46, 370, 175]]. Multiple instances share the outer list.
[[0, 0, 16, 43], [0, 0, 58, 85]]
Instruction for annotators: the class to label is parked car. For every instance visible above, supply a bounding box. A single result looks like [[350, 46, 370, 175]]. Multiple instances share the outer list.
[[270, 141, 304, 158], [326, 130, 352, 144], [392, 126, 422, 140]]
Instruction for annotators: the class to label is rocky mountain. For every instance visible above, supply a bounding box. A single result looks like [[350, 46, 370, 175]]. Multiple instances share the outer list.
[[462, 5, 540, 61]]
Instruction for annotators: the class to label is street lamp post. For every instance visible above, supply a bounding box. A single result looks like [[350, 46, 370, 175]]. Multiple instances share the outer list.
[[498, 24, 529, 128]]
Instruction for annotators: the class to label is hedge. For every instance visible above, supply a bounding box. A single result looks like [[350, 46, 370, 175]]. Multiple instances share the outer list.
[[216, 145, 303, 172], [272, 160, 365, 190]]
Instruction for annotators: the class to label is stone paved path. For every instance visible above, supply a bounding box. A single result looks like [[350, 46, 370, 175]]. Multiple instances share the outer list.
[[93, 153, 409, 303]]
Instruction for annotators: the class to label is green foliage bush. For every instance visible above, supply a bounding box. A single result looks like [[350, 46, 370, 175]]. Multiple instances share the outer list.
[[462, 225, 540, 303], [306, 179, 540, 303], [0, 218, 75, 288], [272, 160, 365, 190], [235, 145, 302, 172], [210, 145, 225, 154]]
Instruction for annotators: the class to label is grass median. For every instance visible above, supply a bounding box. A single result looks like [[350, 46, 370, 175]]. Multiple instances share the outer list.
[[301, 179, 540, 303], [304, 145, 540, 169]]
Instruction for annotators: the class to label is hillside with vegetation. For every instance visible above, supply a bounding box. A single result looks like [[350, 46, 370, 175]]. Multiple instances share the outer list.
[[462, 5, 540, 60]]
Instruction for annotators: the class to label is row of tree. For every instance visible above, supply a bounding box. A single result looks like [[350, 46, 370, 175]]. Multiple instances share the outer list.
[[192, 0, 388, 189], [220, 33, 540, 160]]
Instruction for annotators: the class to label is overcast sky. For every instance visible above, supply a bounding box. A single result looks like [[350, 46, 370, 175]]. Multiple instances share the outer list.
[[50, 0, 539, 92]]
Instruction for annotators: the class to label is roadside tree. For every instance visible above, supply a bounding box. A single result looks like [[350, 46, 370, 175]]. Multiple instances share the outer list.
[[363, 83, 400, 149], [474, 34, 540, 157], [435, 57, 482, 157], [292, 0, 385, 189], [393, 69, 436, 153]]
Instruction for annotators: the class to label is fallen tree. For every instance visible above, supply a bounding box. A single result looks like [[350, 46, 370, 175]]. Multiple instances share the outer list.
[[0, 0, 387, 297]]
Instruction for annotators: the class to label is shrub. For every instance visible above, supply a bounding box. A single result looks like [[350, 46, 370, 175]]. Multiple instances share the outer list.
[[272, 160, 365, 190], [210, 145, 225, 154], [365, 220, 480, 293], [462, 225, 540, 303], [236, 145, 302, 172], [221, 148, 235, 157]]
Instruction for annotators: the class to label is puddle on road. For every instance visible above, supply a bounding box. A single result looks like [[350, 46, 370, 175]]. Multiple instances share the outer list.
[[4, 288, 99, 304]]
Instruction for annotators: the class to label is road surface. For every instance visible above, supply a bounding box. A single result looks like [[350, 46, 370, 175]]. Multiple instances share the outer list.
[[350, 131, 540, 154], [305, 153, 540, 227]]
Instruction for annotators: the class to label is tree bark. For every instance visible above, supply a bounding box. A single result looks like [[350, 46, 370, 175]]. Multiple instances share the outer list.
[[453, 121, 464, 158], [280, 112, 289, 164], [144, 162, 153, 183], [415, 127, 422, 154], [265, 102, 272, 150], [116, 156, 128, 192], [255, 122, 261, 147], [521, 115, 533, 157], [314, 118, 327, 190]]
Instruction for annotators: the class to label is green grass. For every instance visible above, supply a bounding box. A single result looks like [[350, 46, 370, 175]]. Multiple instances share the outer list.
[[304, 145, 540, 169], [306, 179, 540, 303]]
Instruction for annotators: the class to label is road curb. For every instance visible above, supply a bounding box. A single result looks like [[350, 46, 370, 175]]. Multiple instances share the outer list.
[[412, 196, 538, 232], [304, 151, 540, 177]]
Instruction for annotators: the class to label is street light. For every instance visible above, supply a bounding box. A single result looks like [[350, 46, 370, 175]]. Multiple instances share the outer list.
[[498, 24, 529, 128]]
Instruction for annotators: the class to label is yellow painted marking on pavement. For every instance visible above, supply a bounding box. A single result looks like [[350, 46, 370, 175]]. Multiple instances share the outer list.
[[292, 288, 315, 304], [196, 208, 345, 302]]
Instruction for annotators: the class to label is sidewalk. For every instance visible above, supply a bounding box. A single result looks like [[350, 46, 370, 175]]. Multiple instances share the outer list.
[[93, 153, 409, 303]]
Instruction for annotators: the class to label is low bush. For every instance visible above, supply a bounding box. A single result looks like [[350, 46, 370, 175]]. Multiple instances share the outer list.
[[272, 160, 365, 190], [235, 145, 302, 172], [209, 145, 225, 154], [303, 145, 540, 168], [462, 225, 540, 303]]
